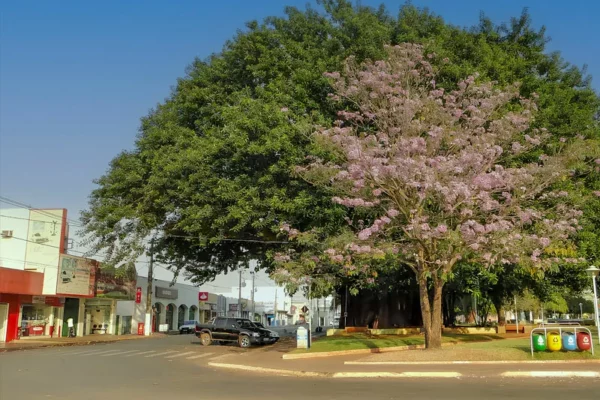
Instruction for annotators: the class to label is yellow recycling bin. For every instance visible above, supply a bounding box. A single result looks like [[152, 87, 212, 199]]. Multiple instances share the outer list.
[[547, 331, 562, 352]]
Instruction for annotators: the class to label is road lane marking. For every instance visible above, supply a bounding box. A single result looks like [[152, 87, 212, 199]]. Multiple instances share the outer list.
[[125, 350, 155, 357], [145, 351, 179, 358], [83, 350, 124, 356], [502, 371, 600, 378], [332, 372, 461, 378], [101, 350, 140, 357], [70, 349, 114, 356], [186, 353, 214, 360], [166, 351, 195, 358]]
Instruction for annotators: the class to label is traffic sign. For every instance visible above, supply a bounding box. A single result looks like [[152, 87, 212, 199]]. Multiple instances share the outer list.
[[301, 305, 309, 314]]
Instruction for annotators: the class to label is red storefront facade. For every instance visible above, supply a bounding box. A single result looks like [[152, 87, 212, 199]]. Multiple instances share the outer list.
[[0, 267, 44, 343]]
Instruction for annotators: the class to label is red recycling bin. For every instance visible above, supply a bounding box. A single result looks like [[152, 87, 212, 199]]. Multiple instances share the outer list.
[[576, 331, 592, 351], [137, 322, 145, 335]]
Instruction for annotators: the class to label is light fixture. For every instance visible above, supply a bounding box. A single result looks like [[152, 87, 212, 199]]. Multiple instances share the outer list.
[[586, 265, 599, 345]]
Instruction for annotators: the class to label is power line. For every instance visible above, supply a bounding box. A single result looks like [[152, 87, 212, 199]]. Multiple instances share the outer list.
[[0, 256, 60, 269], [0, 196, 83, 227], [10, 236, 87, 255], [0, 213, 69, 225]]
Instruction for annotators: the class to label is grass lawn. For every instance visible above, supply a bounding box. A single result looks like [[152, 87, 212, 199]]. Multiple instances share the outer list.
[[292, 328, 600, 361], [291, 333, 503, 354]]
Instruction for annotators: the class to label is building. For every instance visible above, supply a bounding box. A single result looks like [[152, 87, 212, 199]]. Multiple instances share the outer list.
[[0, 208, 136, 343], [116, 276, 209, 333]]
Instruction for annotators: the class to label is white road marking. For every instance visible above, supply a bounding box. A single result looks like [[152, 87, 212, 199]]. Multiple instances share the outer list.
[[70, 349, 113, 356], [502, 371, 600, 378], [332, 372, 462, 378], [145, 351, 179, 358], [83, 349, 123, 356], [166, 351, 195, 359], [101, 350, 140, 357], [125, 350, 155, 357], [186, 353, 214, 360]]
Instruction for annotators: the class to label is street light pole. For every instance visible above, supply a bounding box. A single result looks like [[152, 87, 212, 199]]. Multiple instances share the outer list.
[[144, 237, 155, 336], [579, 303, 583, 320], [586, 266, 600, 345]]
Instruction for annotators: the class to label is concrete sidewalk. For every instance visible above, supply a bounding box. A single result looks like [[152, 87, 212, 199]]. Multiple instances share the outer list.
[[0, 333, 166, 352]]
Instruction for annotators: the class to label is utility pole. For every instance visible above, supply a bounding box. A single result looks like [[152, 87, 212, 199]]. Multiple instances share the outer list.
[[251, 272, 255, 321], [515, 296, 519, 334], [273, 288, 278, 327], [238, 270, 243, 318], [344, 285, 348, 328], [144, 237, 154, 336]]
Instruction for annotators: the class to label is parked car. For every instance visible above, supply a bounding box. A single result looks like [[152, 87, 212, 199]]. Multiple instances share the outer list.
[[195, 317, 277, 348], [179, 320, 198, 334]]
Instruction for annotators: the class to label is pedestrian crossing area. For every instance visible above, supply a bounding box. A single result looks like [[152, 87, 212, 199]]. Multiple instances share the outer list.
[[55, 348, 216, 362]]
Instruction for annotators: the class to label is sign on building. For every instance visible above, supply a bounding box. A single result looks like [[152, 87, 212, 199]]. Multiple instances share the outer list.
[[95, 264, 137, 300], [56, 254, 96, 297], [155, 286, 178, 300]]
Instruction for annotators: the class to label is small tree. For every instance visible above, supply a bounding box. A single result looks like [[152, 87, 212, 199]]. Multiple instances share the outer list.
[[276, 44, 583, 349]]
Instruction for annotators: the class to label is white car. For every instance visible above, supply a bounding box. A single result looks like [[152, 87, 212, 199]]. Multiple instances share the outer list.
[[179, 320, 198, 334]]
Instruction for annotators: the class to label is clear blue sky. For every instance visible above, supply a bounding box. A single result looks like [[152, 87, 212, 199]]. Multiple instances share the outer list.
[[1, 0, 598, 228]]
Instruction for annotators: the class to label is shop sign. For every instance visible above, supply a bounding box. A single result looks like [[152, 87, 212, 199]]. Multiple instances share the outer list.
[[32, 296, 46, 304], [45, 297, 64, 307], [158, 324, 169, 332], [56, 254, 97, 297], [155, 286, 178, 300], [229, 304, 238, 312], [198, 292, 208, 301], [95, 263, 137, 300], [135, 287, 142, 304]]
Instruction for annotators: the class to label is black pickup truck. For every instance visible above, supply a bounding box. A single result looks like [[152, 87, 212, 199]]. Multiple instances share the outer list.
[[195, 317, 279, 348]]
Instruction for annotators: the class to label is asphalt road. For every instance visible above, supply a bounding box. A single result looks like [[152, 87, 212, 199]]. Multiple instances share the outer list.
[[1, 335, 598, 400]]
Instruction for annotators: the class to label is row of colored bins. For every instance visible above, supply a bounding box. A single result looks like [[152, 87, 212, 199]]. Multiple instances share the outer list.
[[533, 331, 592, 352]]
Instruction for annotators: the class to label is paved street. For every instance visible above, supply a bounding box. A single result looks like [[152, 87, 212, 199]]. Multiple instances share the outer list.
[[1, 335, 599, 400]]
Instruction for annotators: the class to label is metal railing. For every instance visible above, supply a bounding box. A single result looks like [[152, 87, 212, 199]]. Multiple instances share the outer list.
[[530, 324, 594, 357]]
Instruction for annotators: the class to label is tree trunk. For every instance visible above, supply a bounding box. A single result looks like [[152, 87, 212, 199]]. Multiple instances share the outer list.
[[418, 273, 444, 349], [493, 299, 505, 325]]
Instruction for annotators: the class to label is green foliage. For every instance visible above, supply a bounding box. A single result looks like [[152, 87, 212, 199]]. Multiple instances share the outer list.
[[82, 1, 600, 287]]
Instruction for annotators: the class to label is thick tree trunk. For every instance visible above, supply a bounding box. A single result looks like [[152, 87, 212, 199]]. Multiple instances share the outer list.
[[492, 298, 505, 325], [418, 273, 444, 349]]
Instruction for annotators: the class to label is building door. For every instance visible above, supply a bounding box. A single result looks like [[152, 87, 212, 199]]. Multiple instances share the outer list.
[[62, 298, 80, 337], [165, 304, 175, 331], [0, 303, 8, 342]]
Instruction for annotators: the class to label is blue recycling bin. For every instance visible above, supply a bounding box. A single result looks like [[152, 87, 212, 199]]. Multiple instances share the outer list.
[[562, 332, 577, 351]]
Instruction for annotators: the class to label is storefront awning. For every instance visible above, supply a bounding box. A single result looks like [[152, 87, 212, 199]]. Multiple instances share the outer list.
[[0, 267, 44, 295]]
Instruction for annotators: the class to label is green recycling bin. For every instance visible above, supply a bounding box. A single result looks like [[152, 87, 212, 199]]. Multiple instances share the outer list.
[[533, 333, 547, 351]]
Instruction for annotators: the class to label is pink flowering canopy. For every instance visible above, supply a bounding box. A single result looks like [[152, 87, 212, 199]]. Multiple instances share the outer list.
[[286, 43, 583, 282]]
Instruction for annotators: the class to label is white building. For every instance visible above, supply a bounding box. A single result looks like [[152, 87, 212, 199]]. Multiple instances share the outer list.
[[117, 276, 204, 333]]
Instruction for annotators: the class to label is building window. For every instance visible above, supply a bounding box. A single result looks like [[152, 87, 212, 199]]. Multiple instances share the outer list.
[[21, 304, 51, 337]]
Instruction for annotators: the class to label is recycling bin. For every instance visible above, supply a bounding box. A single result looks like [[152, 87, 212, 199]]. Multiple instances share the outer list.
[[547, 331, 562, 352], [532, 333, 547, 352], [562, 332, 577, 351], [577, 331, 592, 351]]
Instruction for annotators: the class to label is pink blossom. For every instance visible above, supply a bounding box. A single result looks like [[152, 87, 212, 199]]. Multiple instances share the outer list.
[[387, 209, 400, 218], [280, 107, 289, 112], [593, 191, 600, 197], [358, 228, 372, 241], [372, 189, 382, 197]]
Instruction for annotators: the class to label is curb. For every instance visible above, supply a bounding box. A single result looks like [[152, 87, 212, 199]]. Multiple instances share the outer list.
[[345, 359, 600, 365], [282, 344, 427, 359], [501, 371, 600, 378], [0, 335, 166, 353], [207, 362, 330, 378], [282, 340, 501, 360]]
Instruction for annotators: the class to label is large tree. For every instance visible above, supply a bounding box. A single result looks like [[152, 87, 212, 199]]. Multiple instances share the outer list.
[[81, 1, 599, 294], [276, 44, 585, 349]]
